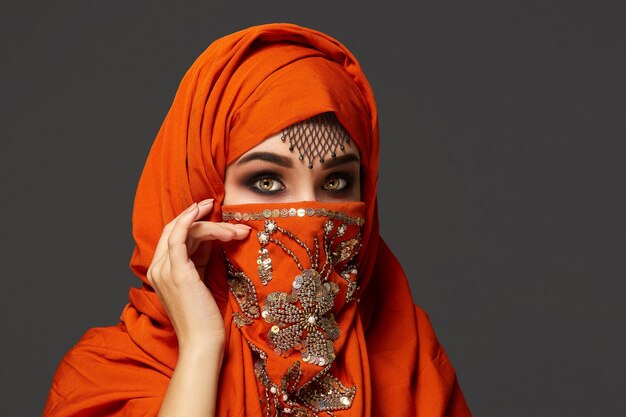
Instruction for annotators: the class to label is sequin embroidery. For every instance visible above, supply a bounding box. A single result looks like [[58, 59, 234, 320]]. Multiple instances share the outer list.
[[232, 311, 254, 328], [224, 207, 364, 416], [223, 207, 365, 226], [254, 217, 362, 366], [248, 341, 356, 416], [262, 269, 340, 366], [225, 257, 261, 319]]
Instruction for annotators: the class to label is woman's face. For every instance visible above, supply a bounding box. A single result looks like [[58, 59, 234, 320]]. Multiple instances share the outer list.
[[224, 131, 361, 205]]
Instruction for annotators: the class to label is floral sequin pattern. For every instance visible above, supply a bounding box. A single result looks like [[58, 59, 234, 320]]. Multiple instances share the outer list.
[[252, 217, 362, 367], [225, 257, 260, 323], [262, 269, 340, 366], [249, 341, 356, 417]]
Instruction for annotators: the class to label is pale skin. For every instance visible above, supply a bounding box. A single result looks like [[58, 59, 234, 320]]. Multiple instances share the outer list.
[[150, 130, 360, 417]]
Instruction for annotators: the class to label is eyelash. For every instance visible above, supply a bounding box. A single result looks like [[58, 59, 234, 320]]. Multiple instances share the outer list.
[[245, 172, 354, 195], [247, 172, 285, 195], [323, 173, 354, 194]]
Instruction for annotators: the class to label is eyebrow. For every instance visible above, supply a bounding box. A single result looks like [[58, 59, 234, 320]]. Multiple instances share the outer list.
[[234, 151, 360, 170], [320, 153, 360, 170], [234, 152, 294, 168]]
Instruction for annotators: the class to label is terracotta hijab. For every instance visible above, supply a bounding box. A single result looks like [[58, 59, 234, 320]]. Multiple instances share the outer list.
[[44, 23, 471, 417]]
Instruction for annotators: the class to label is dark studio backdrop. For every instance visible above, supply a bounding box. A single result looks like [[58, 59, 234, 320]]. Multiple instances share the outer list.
[[1, 1, 624, 415]]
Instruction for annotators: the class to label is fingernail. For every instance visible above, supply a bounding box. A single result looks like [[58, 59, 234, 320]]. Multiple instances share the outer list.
[[199, 198, 214, 206], [185, 202, 198, 213], [234, 224, 251, 230]]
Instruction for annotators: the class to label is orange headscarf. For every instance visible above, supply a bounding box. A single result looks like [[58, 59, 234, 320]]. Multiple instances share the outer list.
[[44, 23, 471, 417]]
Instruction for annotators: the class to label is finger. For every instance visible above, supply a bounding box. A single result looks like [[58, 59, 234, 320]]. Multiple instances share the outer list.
[[195, 198, 215, 217], [188, 222, 250, 244], [152, 225, 173, 267], [167, 203, 200, 267], [187, 222, 251, 244], [186, 224, 237, 255], [154, 199, 214, 263], [185, 221, 249, 256], [147, 249, 171, 291]]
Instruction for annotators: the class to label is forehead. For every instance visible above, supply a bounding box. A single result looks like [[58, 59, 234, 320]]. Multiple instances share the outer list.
[[237, 114, 361, 168]]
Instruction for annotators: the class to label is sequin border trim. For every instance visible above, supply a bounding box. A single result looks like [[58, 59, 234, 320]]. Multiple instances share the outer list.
[[223, 208, 365, 227]]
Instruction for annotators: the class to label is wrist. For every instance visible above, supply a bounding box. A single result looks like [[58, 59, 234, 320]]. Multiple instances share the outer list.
[[178, 335, 225, 358]]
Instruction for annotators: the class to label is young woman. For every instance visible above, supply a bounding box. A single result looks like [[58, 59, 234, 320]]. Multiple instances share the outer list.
[[44, 23, 472, 417]]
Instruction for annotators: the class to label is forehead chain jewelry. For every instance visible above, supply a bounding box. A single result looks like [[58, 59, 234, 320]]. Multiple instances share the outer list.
[[280, 112, 352, 169]]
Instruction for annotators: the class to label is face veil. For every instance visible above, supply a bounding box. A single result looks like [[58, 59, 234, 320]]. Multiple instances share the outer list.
[[221, 201, 365, 414], [43, 23, 472, 417]]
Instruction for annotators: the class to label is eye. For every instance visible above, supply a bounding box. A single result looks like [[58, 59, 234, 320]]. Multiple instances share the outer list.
[[250, 176, 285, 193], [322, 174, 351, 192]]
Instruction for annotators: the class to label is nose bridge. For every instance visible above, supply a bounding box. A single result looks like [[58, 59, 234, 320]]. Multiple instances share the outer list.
[[292, 181, 318, 202], [289, 167, 319, 202]]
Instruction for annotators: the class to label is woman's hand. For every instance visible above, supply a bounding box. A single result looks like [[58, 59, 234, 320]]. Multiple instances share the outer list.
[[147, 199, 250, 352]]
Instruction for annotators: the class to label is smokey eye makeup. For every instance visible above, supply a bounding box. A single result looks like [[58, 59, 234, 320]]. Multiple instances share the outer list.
[[321, 172, 354, 194], [245, 172, 286, 195], [240, 170, 356, 196]]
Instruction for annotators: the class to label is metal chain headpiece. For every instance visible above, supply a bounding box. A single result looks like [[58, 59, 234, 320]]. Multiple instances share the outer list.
[[280, 112, 352, 169]]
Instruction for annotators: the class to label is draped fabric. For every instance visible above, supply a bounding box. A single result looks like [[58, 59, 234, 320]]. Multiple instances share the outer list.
[[44, 23, 471, 417]]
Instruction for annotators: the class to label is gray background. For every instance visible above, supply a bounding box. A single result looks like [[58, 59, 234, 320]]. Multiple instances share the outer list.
[[2, 0, 625, 415]]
